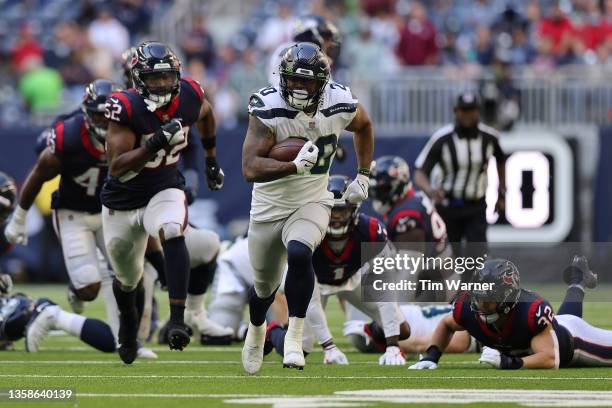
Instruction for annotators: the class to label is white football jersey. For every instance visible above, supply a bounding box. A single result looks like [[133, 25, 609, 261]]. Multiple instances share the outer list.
[[247, 82, 358, 222]]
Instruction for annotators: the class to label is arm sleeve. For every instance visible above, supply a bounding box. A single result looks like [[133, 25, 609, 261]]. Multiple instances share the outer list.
[[492, 136, 505, 163]]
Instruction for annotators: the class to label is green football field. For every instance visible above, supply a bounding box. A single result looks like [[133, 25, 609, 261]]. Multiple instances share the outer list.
[[2, 284, 611, 408]]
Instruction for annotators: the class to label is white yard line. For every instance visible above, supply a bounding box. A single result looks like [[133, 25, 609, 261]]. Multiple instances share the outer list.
[[0, 360, 480, 366], [0, 374, 611, 381]]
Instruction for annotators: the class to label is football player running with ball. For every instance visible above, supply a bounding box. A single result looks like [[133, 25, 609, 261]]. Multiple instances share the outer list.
[[241, 42, 374, 373]]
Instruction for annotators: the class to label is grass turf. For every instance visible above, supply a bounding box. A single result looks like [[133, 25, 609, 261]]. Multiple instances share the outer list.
[[1, 284, 611, 408]]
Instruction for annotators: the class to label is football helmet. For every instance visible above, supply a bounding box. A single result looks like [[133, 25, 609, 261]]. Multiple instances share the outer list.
[[0, 171, 17, 222], [470, 259, 521, 324], [131, 41, 181, 109], [82, 79, 121, 143], [279, 42, 330, 111], [0, 294, 33, 341], [369, 156, 412, 215], [293, 16, 342, 62], [120, 47, 136, 88], [327, 175, 360, 239]]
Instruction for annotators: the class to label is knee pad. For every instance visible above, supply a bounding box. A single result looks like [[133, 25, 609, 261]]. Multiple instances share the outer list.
[[287, 241, 312, 266], [160, 222, 182, 241], [70, 264, 101, 293]]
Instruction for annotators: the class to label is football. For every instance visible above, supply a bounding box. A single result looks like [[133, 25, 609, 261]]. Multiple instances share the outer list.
[[268, 137, 307, 162]]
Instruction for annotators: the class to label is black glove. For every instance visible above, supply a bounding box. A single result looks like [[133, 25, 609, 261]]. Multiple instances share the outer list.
[[500, 354, 524, 369], [144, 119, 183, 153], [205, 157, 224, 190]]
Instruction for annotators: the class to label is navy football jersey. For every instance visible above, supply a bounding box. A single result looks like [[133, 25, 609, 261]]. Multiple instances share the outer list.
[[313, 213, 387, 286], [452, 290, 574, 367], [35, 109, 81, 155], [101, 78, 205, 210], [46, 112, 107, 213], [384, 189, 448, 256]]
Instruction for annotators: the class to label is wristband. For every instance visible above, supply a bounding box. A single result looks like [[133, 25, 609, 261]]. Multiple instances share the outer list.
[[358, 167, 371, 176], [202, 136, 216, 149], [205, 157, 219, 167], [424, 345, 442, 363], [500, 355, 524, 369]]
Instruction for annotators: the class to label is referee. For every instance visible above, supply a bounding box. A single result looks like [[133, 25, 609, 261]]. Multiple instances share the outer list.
[[414, 92, 505, 273]]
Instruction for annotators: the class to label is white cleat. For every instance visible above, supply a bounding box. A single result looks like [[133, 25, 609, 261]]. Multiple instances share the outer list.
[[137, 346, 158, 359], [242, 322, 266, 375], [185, 309, 234, 338], [25, 302, 59, 352], [282, 337, 305, 370]]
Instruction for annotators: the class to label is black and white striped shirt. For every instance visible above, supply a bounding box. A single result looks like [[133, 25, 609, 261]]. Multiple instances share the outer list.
[[415, 123, 504, 201]]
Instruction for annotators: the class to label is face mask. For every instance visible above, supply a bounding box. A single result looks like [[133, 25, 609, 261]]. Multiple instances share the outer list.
[[286, 88, 312, 110], [144, 93, 172, 112], [479, 312, 500, 324]]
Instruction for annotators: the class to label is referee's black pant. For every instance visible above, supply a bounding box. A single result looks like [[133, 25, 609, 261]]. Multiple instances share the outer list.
[[436, 199, 488, 282]]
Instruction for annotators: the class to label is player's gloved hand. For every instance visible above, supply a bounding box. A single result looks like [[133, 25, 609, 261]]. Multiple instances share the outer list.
[[479, 346, 523, 369], [0, 274, 13, 295], [205, 157, 225, 190], [293, 141, 319, 175], [408, 360, 438, 369], [379, 345, 406, 366], [145, 119, 184, 153], [323, 344, 349, 365], [343, 174, 369, 204], [408, 345, 442, 369], [4, 206, 28, 245]]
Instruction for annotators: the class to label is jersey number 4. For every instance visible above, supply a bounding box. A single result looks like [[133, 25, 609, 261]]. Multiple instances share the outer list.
[[74, 167, 101, 196]]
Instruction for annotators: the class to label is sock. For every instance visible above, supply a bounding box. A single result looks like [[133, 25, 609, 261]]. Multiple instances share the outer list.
[[135, 279, 145, 326], [112, 278, 138, 344], [284, 316, 305, 351], [188, 262, 216, 295], [99, 272, 120, 342], [80, 318, 116, 352], [248, 286, 277, 326], [163, 236, 190, 300], [269, 326, 286, 356], [186, 293, 204, 314], [285, 241, 315, 318], [145, 250, 167, 288], [557, 285, 585, 317], [112, 278, 137, 313], [55, 309, 86, 337], [162, 236, 190, 323], [170, 304, 185, 324]]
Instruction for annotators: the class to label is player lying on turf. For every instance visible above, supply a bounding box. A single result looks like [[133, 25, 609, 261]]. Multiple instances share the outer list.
[[0, 274, 116, 353], [344, 304, 477, 355], [264, 175, 410, 365], [410, 256, 612, 369]]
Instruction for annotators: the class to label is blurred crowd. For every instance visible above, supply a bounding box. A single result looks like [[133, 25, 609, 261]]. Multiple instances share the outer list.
[[1, 0, 611, 127]]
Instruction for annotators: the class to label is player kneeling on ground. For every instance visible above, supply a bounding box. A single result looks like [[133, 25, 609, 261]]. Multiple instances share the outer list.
[[410, 256, 611, 369]]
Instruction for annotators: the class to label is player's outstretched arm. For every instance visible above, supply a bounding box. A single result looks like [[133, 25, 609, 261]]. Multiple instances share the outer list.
[[106, 121, 157, 178], [523, 325, 558, 369], [4, 148, 61, 245], [409, 313, 463, 369], [196, 98, 224, 190], [242, 115, 297, 183]]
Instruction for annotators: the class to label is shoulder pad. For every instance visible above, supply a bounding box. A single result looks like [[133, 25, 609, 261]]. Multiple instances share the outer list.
[[358, 214, 388, 242], [321, 82, 358, 118], [182, 77, 204, 103], [248, 86, 297, 121], [527, 296, 555, 335], [105, 91, 134, 124]]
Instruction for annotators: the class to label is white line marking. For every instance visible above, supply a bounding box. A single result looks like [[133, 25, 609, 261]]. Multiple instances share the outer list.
[[0, 374, 610, 381], [0, 360, 481, 366]]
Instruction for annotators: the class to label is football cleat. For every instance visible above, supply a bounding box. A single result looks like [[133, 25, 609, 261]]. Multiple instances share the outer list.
[[25, 299, 58, 352], [167, 322, 191, 351], [185, 309, 234, 345], [67, 287, 84, 314], [242, 322, 266, 375], [117, 308, 139, 364], [564, 255, 598, 289], [282, 337, 305, 370]]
